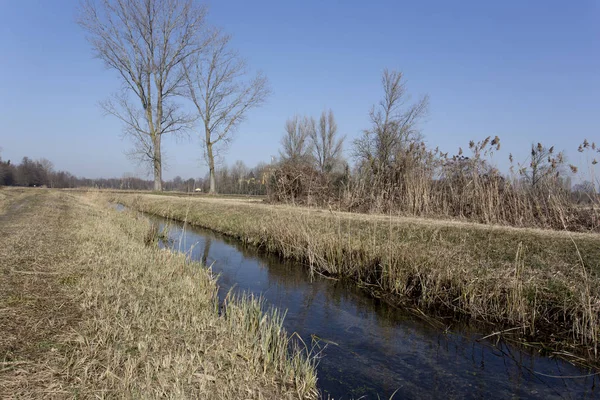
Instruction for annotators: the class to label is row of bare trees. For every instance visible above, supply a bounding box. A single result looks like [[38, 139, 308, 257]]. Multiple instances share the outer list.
[[204, 160, 270, 195], [0, 157, 55, 187], [79, 0, 269, 193], [279, 110, 345, 173], [0, 148, 204, 190], [0, 149, 268, 194]]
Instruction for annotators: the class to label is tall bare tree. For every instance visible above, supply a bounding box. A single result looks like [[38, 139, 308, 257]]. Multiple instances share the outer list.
[[184, 32, 269, 194], [309, 110, 345, 174], [280, 116, 314, 165], [78, 0, 209, 191], [354, 69, 429, 179]]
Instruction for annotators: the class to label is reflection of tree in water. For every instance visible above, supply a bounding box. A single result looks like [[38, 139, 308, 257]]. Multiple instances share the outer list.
[[202, 236, 211, 266], [219, 231, 418, 338], [218, 232, 309, 289]]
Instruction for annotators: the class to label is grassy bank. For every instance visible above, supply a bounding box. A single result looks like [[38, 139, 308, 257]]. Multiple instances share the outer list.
[[109, 192, 600, 364], [0, 188, 317, 398]]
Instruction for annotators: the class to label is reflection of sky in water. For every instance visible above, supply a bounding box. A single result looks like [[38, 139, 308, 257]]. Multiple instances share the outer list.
[[143, 212, 598, 400]]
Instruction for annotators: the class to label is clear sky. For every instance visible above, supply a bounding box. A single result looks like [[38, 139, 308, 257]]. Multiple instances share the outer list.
[[1, 0, 598, 180]]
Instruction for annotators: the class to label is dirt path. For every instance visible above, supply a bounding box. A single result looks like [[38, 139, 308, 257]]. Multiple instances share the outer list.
[[0, 190, 80, 397]]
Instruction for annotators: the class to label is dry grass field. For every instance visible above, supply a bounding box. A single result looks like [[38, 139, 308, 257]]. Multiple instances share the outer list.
[[0, 188, 317, 399]]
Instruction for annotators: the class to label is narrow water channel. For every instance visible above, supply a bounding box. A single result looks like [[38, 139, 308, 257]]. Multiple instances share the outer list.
[[121, 206, 599, 399]]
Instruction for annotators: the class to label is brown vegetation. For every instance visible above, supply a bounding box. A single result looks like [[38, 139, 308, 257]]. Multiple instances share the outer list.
[[0, 188, 317, 398], [268, 69, 600, 232], [0, 189, 81, 396], [109, 192, 600, 365]]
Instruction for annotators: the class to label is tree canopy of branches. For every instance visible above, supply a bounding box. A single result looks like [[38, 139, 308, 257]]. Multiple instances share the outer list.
[[353, 69, 429, 183], [279, 116, 314, 165], [309, 110, 345, 174], [184, 31, 270, 194], [78, 0, 210, 191], [271, 112, 348, 204]]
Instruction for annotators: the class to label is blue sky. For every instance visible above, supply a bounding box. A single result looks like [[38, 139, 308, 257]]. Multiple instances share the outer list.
[[0, 0, 598, 180]]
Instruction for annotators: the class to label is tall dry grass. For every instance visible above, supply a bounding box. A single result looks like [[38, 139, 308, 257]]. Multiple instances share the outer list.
[[270, 138, 599, 232], [0, 189, 319, 399], [66, 192, 318, 399]]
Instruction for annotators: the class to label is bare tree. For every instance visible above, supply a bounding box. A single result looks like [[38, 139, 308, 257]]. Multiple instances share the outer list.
[[38, 158, 55, 187], [309, 110, 345, 174], [280, 116, 314, 165], [354, 69, 429, 179], [231, 160, 248, 190], [78, 0, 209, 191], [572, 180, 597, 204], [184, 32, 269, 194]]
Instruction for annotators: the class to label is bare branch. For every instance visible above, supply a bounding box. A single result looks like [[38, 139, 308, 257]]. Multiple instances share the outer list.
[[280, 116, 314, 164], [78, 0, 209, 190], [183, 31, 270, 193], [309, 110, 345, 174], [353, 69, 428, 179]]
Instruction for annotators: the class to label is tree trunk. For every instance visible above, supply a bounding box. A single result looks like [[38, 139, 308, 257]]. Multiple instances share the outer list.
[[153, 135, 162, 191], [207, 141, 216, 194]]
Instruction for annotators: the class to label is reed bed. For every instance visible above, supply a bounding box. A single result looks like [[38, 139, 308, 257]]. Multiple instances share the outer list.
[[270, 138, 600, 232]]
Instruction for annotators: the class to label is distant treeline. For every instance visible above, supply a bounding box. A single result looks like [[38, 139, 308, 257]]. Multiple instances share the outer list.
[[0, 156, 153, 190], [0, 155, 271, 195]]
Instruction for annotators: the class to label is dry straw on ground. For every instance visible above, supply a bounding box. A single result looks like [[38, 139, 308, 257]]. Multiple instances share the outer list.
[[0, 188, 318, 399]]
